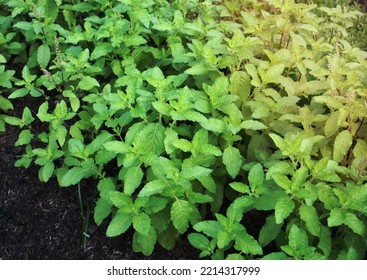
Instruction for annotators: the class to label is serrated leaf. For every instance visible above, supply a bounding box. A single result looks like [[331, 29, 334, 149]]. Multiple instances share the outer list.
[[37, 44, 51, 69], [344, 213, 366, 236], [185, 63, 209, 75], [234, 230, 263, 255], [200, 118, 225, 133], [241, 120, 268, 130], [106, 211, 133, 237], [324, 111, 339, 137], [124, 166, 144, 195], [44, 0, 59, 22], [91, 43, 113, 59], [188, 233, 211, 251], [181, 165, 212, 181], [138, 180, 168, 197], [254, 190, 287, 210], [109, 191, 133, 208], [8, 88, 28, 99], [41, 161, 54, 182], [79, 76, 100, 90], [248, 163, 264, 190], [259, 215, 282, 247], [222, 146, 242, 178], [94, 198, 112, 226], [60, 167, 94, 187], [103, 141, 130, 154], [15, 129, 32, 146], [275, 196, 295, 224], [171, 199, 192, 234], [333, 130, 353, 162], [133, 227, 157, 256], [299, 204, 321, 236], [193, 221, 223, 238], [217, 230, 233, 249], [229, 71, 251, 100], [327, 208, 345, 227], [198, 175, 216, 193], [229, 182, 250, 194], [288, 225, 308, 251], [318, 226, 332, 257], [132, 212, 151, 235]]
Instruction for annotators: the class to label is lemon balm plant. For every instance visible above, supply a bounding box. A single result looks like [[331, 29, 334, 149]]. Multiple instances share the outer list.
[[1, 0, 367, 259]]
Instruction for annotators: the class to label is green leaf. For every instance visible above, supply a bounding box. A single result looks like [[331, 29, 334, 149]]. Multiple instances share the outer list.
[[185, 63, 209, 75], [344, 213, 366, 236], [241, 120, 268, 130], [198, 176, 216, 193], [138, 180, 168, 197], [188, 233, 211, 251], [109, 191, 133, 208], [37, 44, 51, 69], [8, 88, 28, 99], [132, 212, 151, 235], [229, 182, 250, 194], [41, 161, 54, 182], [333, 130, 353, 162], [288, 224, 308, 251], [217, 230, 233, 249], [171, 199, 192, 234], [15, 129, 32, 146], [134, 123, 165, 155], [318, 226, 332, 257], [124, 166, 144, 195], [44, 0, 59, 22], [229, 71, 251, 101], [194, 221, 223, 238], [133, 227, 157, 256], [222, 146, 242, 178], [91, 43, 113, 60], [254, 190, 287, 210], [299, 204, 321, 236], [259, 215, 282, 247], [181, 165, 212, 181], [5, 116, 22, 127], [103, 141, 130, 154], [234, 230, 263, 255], [94, 198, 112, 226], [327, 208, 345, 227], [0, 54, 5, 63], [60, 167, 94, 187], [275, 196, 295, 224], [78, 76, 100, 90], [248, 163, 264, 190], [200, 118, 225, 133], [106, 211, 133, 237]]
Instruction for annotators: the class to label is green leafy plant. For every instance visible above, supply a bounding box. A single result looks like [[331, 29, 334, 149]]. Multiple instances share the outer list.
[[1, 0, 367, 259]]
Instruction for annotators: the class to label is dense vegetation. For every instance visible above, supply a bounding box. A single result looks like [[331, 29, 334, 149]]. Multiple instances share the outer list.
[[1, 0, 367, 260]]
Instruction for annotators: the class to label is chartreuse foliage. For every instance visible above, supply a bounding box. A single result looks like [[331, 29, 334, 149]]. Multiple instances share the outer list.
[[1, 0, 367, 259]]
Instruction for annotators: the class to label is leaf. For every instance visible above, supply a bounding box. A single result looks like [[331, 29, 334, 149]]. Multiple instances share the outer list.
[[91, 43, 113, 60], [299, 204, 321, 236], [181, 165, 212, 181], [8, 88, 28, 99], [344, 213, 366, 236], [254, 190, 287, 210], [44, 0, 59, 22], [134, 123, 165, 155], [194, 221, 223, 239], [109, 191, 133, 208], [248, 163, 264, 190], [288, 225, 308, 251], [259, 215, 282, 247], [15, 129, 32, 146], [200, 118, 225, 133], [60, 167, 94, 187], [217, 230, 233, 249], [327, 208, 346, 227], [240, 120, 268, 130], [222, 146, 242, 178], [103, 141, 130, 154], [275, 196, 295, 224], [133, 227, 157, 256], [318, 226, 332, 257], [41, 161, 54, 182], [184, 63, 209, 75], [324, 111, 339, 138], [229, 71, 251, 101], [124, 166, 144, 195], [333, 130, 353, 162], [78, 76, 100, 90], [94, 198, 112, 226], [171, 199, 192, 234], [132, 212, 151, 235], [37, 44, 51, 69], [106, 211, 133, 237], [234, 230, 263, 255], [138, 180, 168, 197], [229, 182, 250, 194], [198, 176, 216, 193], [188, 233, 211, 251]]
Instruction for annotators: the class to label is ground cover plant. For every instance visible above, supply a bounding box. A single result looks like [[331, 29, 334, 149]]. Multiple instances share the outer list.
[[1, 0, 367, 260]]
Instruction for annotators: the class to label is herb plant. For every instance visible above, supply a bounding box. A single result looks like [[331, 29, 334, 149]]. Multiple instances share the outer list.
[[1, 0, 367, 259]]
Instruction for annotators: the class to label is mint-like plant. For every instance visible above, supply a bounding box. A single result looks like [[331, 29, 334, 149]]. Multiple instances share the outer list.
[[1, 0, 367, 259]]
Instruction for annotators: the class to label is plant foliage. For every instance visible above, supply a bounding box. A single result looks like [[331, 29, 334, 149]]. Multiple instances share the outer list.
[[1, 0, 367, 259]]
